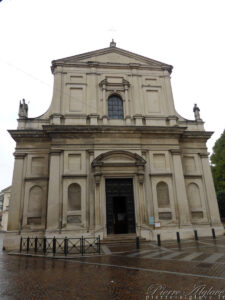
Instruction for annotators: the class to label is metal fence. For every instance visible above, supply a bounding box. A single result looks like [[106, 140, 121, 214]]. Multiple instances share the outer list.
[[20, 236, 101, 256]]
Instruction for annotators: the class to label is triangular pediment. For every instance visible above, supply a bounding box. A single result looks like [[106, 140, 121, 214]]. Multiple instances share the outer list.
[[52, 46, 172, 72]]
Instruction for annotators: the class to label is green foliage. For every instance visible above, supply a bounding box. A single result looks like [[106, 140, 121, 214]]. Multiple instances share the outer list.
[[211, 129, 225, 219]]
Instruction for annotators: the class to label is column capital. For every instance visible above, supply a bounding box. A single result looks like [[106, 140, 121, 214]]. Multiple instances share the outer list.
[[141, 150, 147, 156], [170, 149, 181, 155], [87, 150, 94, 155], [50, 149, 63, 155], [13, 152, 26, 159], [199, 152, 210, 158]]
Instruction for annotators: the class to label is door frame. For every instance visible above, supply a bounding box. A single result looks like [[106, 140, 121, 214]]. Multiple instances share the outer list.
[[105, 177, 136, 235]]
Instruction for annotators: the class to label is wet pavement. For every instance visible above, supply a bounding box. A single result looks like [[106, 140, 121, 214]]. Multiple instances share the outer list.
[[0, 233, 225, 299]]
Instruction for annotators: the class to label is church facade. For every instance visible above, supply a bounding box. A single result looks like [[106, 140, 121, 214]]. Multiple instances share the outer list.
[[4, 41, 223, 250]]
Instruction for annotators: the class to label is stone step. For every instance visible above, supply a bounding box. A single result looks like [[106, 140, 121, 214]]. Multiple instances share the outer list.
[[101, 234, 146, 244]]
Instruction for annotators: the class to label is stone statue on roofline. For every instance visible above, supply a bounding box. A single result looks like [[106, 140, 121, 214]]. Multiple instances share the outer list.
[[193, 103, 201, 121], [18, 99, 28, 118]]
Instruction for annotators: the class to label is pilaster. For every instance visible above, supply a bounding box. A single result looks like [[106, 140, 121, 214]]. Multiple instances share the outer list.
[[46, 150, 62, 230], [200, 153, 222, 225], [94, 171, 101, 226], [52, 67, 62, 114], [7, 153, 26, 231], [88, 150, 95, 229], [170, 149, 191, 226]]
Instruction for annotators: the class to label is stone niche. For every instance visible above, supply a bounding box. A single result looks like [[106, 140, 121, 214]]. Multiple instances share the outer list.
[[27, 185, 43, 225], [187, 182, 204, 220]]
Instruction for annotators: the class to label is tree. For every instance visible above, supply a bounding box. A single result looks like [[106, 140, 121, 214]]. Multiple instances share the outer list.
[[211, 129, 225, 220]]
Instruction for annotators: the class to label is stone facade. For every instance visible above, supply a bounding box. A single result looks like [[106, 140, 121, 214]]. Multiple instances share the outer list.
[[4, 42, 224, 250], [0, 186, 11, 232]]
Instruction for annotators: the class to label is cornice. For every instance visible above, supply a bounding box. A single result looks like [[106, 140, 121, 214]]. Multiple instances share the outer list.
[[42, 125, 187, 137], [52, 62, 170, 73], [181, 131, 213, 141], [8, 130, 48, 142]]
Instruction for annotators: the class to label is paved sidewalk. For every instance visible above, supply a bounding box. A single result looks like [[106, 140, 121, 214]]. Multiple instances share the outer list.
[[1, 234, 225, 299]]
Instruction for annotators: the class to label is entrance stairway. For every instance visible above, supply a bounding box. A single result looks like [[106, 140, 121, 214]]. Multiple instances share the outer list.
[[101, 234, 147, 245]]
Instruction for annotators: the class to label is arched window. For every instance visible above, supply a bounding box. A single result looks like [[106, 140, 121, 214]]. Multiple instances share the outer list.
[[68, 183, 81, 211], [157, 182, 170, 208], [108, 95, 124, 119]]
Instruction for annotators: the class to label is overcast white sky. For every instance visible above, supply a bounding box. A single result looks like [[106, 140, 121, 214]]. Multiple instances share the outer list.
[[0, 0, 225, 191]]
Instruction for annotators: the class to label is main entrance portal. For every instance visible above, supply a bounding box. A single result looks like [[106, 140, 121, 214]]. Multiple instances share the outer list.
[[105, 178, 136, 235]]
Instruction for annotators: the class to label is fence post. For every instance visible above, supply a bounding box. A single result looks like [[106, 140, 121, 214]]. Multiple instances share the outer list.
[[26, 237, 30, 253], [81, 236, 84, 256], [212, 228, 216, 239], [157, 234, 161, 247], [98, 235, 101, 254], [43, 237, 47, 255], [136, 236, 140, 249], [194, 230, 198, 241], [34, 237, 38, 253], [64, 237, 68, 256], [53, 237, 56, 255], [20, 237, 23, 253], [176, 232, 180, 243]]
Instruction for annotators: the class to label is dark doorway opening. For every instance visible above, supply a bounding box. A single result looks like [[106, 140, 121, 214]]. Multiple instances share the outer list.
[[113, 196, 128, 234], [106, 178, 136, 235]]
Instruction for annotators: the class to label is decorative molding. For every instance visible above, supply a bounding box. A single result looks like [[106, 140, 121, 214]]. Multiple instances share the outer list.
[[184, 174, 202, 178], [24, 176, 49, 181], [149, 172, 172, 177], [62, 174, 87, 178], [66, 83, 87, 86], [142, 84, 161, 88]]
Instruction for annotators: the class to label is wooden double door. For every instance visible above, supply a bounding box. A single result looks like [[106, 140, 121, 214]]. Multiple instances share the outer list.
[[105, 178, 136, 235]]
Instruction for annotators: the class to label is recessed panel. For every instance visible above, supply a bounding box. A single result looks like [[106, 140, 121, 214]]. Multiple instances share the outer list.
[[69, 88, 83, 112], [146, 90, 160, 113]]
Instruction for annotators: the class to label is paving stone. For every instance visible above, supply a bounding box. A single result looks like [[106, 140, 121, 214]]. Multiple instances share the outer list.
[[1, 234, 225, 299]]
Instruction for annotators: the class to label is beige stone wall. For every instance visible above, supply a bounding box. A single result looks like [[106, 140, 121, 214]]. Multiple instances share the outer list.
[[4, 45, 223, 250], [1, 187, 11, 231]]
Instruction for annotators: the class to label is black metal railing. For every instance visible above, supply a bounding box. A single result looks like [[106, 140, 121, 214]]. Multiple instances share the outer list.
[[20, 236, 101, 256]]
